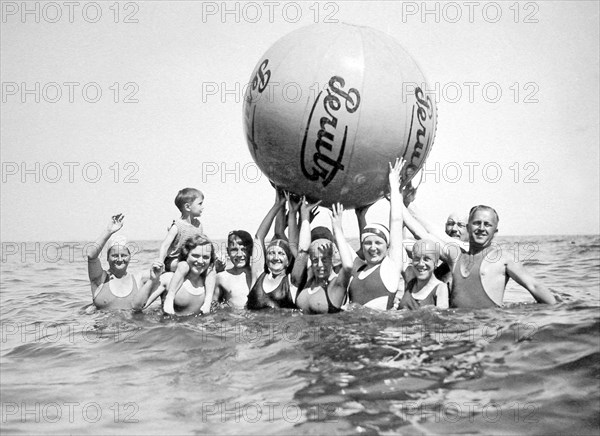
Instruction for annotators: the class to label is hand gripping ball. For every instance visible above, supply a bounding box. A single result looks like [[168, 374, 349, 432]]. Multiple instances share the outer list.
[[243, 23, 437, 208]]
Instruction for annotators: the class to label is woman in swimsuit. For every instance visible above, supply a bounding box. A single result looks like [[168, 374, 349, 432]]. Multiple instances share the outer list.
[[87, 214, 161, 311], [246, 189, 305, 310], [347, 158, 405, 310], [158, 235, 216, 316], [294, 201, 354, 314], [398, 239, 449, 310]]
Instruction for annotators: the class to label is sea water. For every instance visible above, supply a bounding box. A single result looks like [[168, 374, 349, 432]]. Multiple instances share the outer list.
[[1, 235, 598, 435]]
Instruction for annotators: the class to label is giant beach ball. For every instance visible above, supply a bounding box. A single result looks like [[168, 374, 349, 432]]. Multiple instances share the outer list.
[[243, 23, 437, 208]]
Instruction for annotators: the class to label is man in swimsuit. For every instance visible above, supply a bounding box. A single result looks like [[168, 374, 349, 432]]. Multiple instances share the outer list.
[[402, 205, 556, 308]]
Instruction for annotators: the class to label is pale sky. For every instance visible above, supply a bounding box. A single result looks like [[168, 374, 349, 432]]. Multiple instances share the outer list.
[[1, 1, 599, 243]]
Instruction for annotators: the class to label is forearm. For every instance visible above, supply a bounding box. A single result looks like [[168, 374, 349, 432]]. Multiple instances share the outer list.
[[201, 269, 217, 314], [256, 203, 282, 242], [88, 230, 112, 259], [332, 223, 353, 271], [287, 211, 299, 256]]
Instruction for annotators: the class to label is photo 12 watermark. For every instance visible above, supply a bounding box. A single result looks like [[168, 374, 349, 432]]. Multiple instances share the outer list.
[[1, 321, 141, 345], [1, 401, 139, 424], [1, 82, 139, 103], [200, 401, 338, 423], [1, 1, 140, 24], [394, 400, 539, 423], [1, 241, 144, 264], [400, 1, 540, 24], [201, 1, 340, 24], [1, 162, 140, 184]]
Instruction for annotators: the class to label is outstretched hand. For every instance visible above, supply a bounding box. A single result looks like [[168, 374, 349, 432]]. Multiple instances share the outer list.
[[330, 203, 345, 228], [107, 214, 124, 234], [275, 187, 287, 208], [388, 157, 406, 192], [149, 261, 164, 281], [300, 196, 322, 220], [285, 191, 301, 214]]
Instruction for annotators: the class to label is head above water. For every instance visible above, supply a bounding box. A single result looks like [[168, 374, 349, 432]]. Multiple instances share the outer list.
[[361, 223, 390, 265], [266, 239, 292, 275], [106, 237, 131, 275], [227, 230, 253, 268], [445, 212, 468, 241], [174, 187, 204, 217], [309, 238, 334, 280], [179, 235, 216, 265], [467, 205, 500, 248]]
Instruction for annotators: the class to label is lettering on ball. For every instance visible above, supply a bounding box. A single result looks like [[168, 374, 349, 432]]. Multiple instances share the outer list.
[[404, 87, 435, 167], [244, 59, 271, 156], [301, 76, 361, 186]]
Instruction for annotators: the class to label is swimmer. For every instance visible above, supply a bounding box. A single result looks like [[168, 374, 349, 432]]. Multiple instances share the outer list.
[[156, 187, 205, 272], [246, 189, 305, 310], [152, 235, 216, 316], [399, 239, 449, 310], [213, 230, 261, 309], [445, 212, 468, 242], [294, 201, 354, 314], [87, 214, 162, 311], [402, 205, 556, 308], [347, 158, 405, 310]]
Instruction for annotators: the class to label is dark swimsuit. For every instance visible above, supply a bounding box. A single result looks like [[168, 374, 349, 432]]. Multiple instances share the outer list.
[[296, 279, 342, 314], [398, 278, 445, 310], [247, 272, 296, 310], [348, 264, 394, 309], [450, 251, 498, 308]]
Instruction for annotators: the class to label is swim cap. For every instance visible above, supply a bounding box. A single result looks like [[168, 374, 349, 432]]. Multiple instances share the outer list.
[[108, 235, 129, 250], [361, 223, 390, 245], [311, 226, 334, 243], [267, 239, 292, 260]]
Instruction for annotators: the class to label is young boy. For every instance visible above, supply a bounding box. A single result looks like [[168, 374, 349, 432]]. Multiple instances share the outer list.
[[156, 188, 205, 272], [402, 204, 556, 308]]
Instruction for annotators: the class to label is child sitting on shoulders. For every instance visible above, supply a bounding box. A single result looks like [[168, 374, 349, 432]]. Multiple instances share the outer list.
[[156, 187, 205, 272]]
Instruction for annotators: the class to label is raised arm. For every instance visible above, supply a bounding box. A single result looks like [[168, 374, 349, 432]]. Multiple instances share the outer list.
[[135, 261, 163, 310], [329, 203, 353, 300], [386, 158, 405, 270], [290, 196, 319, 287], [286, 192, 302, 257], [506, 258, 556, 305], [253, 188, 286, 278], [87, 214, 124, 283]]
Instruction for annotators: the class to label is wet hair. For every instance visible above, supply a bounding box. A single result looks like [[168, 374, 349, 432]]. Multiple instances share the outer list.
[[178, 235, 216, 267], [174, 188, 203, 213], [468, 205, 499, 223], [227, 230, 253, 259]]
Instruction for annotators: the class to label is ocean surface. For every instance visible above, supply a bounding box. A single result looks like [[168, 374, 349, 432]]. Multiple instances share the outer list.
[[1, 235, 599, 435]]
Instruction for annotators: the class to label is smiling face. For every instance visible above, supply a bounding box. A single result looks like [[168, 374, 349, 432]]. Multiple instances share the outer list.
[[445, 213, 467, 241], [412, 240, 439, 282], [266, 245, 289, 275], [186, 244, 212, 276], [227, 237, 249, 268], [468, 209, 499, 248], [107, 245, 130, 275], [310, 242, 333, 280], [361, 235, 388, 265]]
